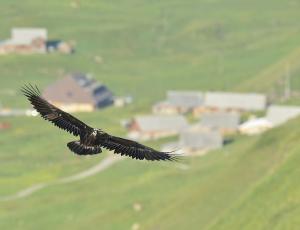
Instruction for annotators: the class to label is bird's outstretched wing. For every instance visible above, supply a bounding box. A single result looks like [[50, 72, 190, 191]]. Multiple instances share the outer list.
[[100, 133, 181, 161], [21, 84, 93, 136]]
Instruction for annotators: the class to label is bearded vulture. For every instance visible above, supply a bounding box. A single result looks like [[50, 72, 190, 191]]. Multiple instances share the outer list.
[[21, 84, 180, 161]]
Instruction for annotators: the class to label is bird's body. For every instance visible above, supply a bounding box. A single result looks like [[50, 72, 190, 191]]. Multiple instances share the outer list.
[[22, 84, 180, 161]]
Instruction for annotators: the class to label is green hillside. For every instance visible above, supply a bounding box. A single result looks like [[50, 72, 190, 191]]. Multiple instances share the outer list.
[[0, 115, 299, 230], [1, 0, 300, 229], [0, 0, 300, 108]]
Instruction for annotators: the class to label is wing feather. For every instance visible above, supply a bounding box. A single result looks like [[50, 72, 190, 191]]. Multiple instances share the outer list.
[[21, 84, 92, 136], [99, 134, 181, 161]]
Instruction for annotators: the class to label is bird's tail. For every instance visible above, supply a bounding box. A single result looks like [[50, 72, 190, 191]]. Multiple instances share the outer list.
[[67, 141, 102, 155]]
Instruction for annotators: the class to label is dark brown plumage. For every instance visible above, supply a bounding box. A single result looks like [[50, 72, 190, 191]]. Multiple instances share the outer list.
[[21, 84, 180, 161]]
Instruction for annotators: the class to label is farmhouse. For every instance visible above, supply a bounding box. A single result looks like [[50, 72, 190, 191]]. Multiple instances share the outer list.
[[127, 115, 189, 140], [0, 28, 73, 54], [0, 28, 47, 54], [43, 73, 114, 112], [193, 91, 267, 115], [199, 111, 240, 133], [266, 105, 300, 127], [162, 126, 223, 155], [153, 90, 204, 114]]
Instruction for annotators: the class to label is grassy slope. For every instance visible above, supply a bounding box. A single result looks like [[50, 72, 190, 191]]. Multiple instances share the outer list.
[[0, 118, 299, 230], [0, 0, 300, 229], [0, 0, 300, 108], [0, 107, 132, 196], [209, 121, 300, 230]]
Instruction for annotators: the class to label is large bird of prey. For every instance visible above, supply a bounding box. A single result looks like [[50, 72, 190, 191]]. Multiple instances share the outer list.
[[22, 84, 180, 161]]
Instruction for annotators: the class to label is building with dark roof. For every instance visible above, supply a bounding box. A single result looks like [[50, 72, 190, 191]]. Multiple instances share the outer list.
[[43, 73, 114, 112]]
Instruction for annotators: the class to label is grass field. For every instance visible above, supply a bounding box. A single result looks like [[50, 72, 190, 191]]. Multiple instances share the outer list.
[[0, 0, 300, 229], [1, 116, 299, 230], [0, 0, 300, 108]]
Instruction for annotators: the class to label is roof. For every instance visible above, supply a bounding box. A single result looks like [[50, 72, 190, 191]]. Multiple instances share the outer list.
[[167, 90, 204, 109], [204, 91, 267, 111], [10, 28, 47, 45], [266, 105, 300, 126], [43, 73, 113, 107], [134, 115, 188, 132], [200, 111, 240, 130], [179, 127, 223, 149]]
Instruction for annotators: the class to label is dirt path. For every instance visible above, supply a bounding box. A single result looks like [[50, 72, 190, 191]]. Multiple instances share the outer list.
[[0, 155, 123, 201]]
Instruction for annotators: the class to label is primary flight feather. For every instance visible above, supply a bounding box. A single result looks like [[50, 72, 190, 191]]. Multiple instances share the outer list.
[[21, 84, 180, 161]]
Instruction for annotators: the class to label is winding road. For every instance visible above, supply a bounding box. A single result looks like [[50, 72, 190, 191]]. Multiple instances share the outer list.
[[0, 155, 123, 201], [0, 155, 188, 202]]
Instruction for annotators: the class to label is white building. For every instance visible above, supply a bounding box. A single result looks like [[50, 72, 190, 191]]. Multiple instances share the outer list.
[[162, 126, 223, 155], [10, 28, 47, 45], [153, 90, 204, 114], [204, 91, 267, 111], [0, 28, 48, 54], [266, 105, 300, 127], [128, 115, 189, 140], [199, 111, 240, 133]]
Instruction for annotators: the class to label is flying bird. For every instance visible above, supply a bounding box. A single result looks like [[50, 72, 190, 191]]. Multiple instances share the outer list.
[[21, 84, 180, 161]]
